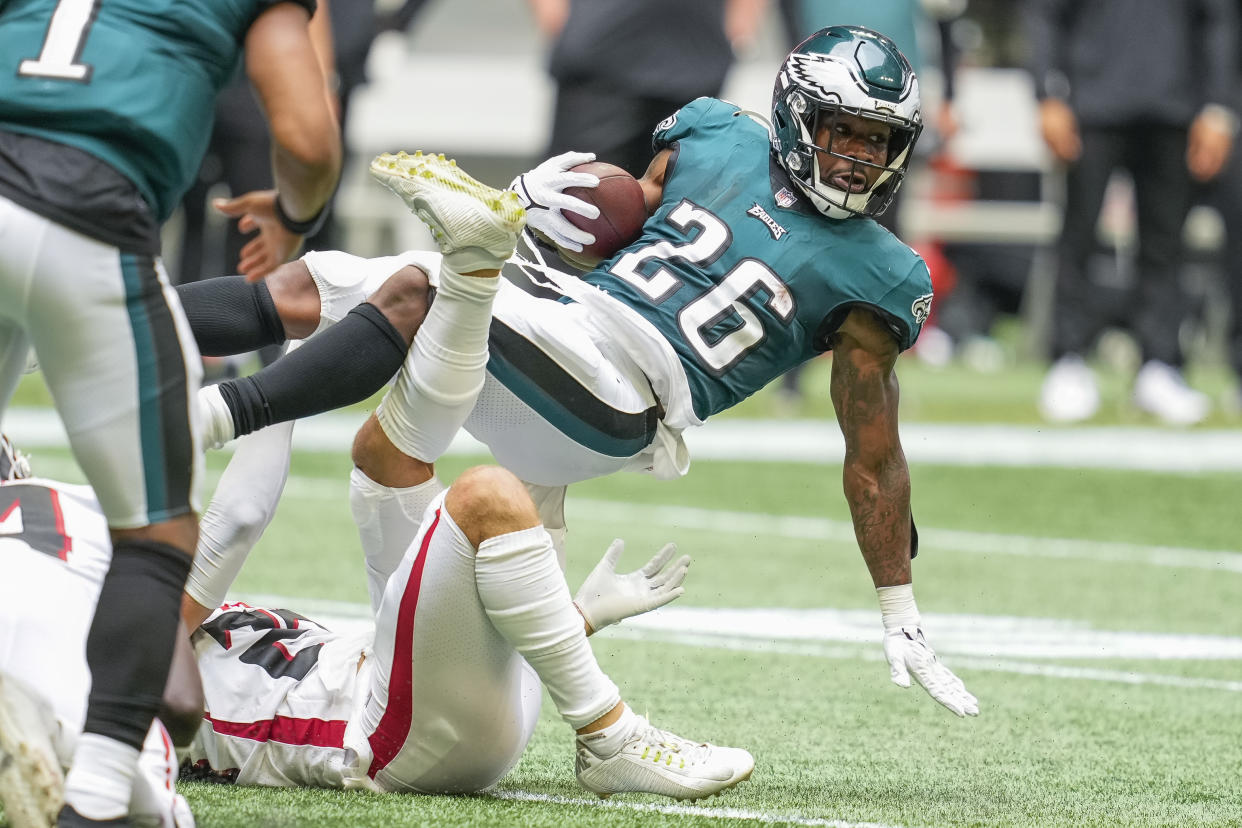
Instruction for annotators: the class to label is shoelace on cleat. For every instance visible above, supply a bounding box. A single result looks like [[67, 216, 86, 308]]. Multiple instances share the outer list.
[[629, 718, 712, 766]]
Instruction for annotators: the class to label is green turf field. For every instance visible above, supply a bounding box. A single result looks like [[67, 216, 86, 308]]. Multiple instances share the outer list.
[[5, 352, 1242, 827], [9, 432, 1241, 827]]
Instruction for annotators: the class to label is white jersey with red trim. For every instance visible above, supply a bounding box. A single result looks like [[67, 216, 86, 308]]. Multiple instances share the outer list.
[[187, 602, 373, 788], [0, 476, 112, 587]]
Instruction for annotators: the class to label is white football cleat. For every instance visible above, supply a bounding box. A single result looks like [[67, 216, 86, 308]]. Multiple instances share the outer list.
[[369, 151, 526, 274], [575, 715, 754, 801], [0, 673, 65, 828], [1133, 360, 1209, 426], [1038, 354, 1099, 423]]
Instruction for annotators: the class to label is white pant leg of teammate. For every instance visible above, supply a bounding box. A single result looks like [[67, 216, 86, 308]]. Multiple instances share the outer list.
[[0, 477, 192, 827]]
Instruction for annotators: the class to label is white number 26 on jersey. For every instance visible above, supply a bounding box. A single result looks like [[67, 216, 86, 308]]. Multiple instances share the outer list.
[[610, 200, 794, 373]]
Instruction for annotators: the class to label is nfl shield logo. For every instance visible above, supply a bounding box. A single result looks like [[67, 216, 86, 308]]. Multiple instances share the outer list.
[[775, 188, 797, 208]]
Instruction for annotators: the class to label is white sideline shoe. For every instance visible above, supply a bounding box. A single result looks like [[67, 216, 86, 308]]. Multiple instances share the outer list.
[[1133, 360, 1209, 426], [0, 674, 64, 828], [575, 715, 754, 801], [1039, 355, 1099, 423], [369, 151, 526, 273]]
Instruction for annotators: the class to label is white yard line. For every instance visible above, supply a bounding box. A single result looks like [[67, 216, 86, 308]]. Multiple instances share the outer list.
[[601, 628, 1242, 694], [267, 477, 1242, 574], [563, 499, 1242, 574], [10, 407, 1242, 471], [233, 594, 1242, 692], [489, 790, 907, 828]]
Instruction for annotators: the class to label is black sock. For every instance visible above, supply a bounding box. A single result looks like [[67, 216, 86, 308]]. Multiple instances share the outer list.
[[217, 302, 408, 437], [82, 539, 192, 749], [176, 275, 286, 356]]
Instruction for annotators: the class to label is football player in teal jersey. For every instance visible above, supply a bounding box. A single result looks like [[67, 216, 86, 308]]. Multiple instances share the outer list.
[[0, 2, 340, 824], [183, 26, 977, 723]]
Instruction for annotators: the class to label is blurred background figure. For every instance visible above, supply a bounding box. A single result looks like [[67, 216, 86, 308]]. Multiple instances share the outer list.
[[1197, 1, 1242, 413], [1024, 0, 1238, 425], [529, 0, 769, 179]]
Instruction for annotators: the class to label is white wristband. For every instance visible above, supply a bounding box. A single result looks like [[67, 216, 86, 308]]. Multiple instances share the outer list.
[[877, 583, 920, 631]]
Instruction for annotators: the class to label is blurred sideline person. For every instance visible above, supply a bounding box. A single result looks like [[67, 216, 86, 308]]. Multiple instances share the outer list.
[[0, 436, 199, 828], [182, 27, 979, 721], [1199, 0, 1242, 411], [529, 0, 768, 178], [0, 1, 340, 824], [178, 424, 751, 800], [1024, 0, 1238, 425]]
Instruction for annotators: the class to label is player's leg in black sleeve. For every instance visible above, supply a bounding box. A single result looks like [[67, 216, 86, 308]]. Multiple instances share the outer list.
[[213, 265, 431, 438]]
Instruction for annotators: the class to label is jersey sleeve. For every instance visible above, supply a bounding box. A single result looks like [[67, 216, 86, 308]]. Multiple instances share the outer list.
[[252, 0, 317, 24], [875, 258, 935, 351], [651, 97, 739, 153]]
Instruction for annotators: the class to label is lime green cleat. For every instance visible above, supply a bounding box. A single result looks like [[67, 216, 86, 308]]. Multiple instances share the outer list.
[[575, 714, 754, 801], [370, 151, 526, 274]]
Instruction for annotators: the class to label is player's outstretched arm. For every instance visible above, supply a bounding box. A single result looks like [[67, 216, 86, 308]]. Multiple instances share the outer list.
[[830, 308, 978, 717], [231, 2, 342, 280], [182, 420, 297, 630], [574, 539, 690, 635]]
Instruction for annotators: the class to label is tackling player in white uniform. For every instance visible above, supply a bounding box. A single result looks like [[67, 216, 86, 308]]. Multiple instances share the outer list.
[[0, 435, 194, 828], [0, 423, 753, 808], [181, 418, 753, 799]]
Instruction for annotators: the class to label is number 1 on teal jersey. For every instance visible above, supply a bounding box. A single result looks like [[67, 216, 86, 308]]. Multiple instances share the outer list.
[[19, 0, 101, 82]]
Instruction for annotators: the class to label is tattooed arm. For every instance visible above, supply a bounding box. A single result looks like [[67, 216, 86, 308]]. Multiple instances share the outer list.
[[829, 308, 911, 588], [829, 308, 979, 717]]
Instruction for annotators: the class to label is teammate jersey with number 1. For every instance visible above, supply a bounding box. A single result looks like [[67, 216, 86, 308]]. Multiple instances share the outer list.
[[0, 0, 314, 222], [582, 97, 933, 422]]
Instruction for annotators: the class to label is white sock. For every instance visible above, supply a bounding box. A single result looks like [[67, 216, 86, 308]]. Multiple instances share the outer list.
[[576, 703, 640, 759], [376, 267, 499, 460], [473, 526, 620, 729], [350, 468, 446, 612], [62, 733, 141, 820], [198, 383, 235, 450]]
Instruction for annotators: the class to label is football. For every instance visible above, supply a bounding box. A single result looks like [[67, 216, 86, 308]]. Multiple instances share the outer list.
[[560, 161, 648, 269]]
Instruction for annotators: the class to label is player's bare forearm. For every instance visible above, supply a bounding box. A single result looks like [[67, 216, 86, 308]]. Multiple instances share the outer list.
[[830, 309, 912, 588], [246, 3, 342, 220]]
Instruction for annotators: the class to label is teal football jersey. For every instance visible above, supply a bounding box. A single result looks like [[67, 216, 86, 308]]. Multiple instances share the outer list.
[[0, 0, 311, 222], [582, 97, 933, 421]]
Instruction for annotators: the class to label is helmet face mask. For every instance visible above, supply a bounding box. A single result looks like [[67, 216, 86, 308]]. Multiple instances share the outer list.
[[772, 26, 922, 219]]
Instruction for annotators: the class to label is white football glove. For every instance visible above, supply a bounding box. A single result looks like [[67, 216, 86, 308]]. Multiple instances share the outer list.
[[573, 539, 690, 633], [510, 150, 600, 252], [878, 584, 979, 717]]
